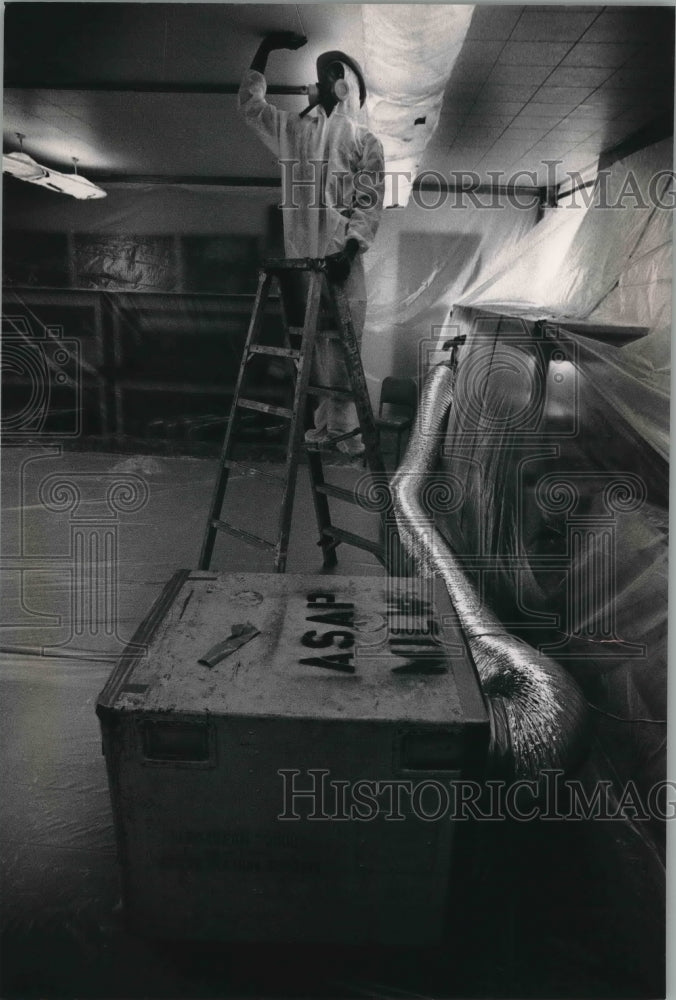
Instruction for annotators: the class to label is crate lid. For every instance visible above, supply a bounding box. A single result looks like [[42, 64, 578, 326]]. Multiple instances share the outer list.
[[99, 572, 483, 725]]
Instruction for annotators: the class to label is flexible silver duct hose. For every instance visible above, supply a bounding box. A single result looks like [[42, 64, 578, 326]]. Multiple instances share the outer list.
[[392, 362, 590, 781]]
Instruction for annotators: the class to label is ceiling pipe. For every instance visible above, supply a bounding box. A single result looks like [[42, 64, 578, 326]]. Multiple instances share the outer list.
[[4, 82, 307, 95]]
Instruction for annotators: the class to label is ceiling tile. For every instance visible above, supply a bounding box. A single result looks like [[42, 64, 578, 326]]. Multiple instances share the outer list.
[[481, 84, 542, 103], [548, 124, 598, 141], [525, 99, 583, 117], [534, 86, 594, 105], [444, 84, 484, 104], [593, 122, 633, 142], [503, 127, 551, 142], [420, 149, 451, 173], [560, 43, 638, 68], [471, 100, 526, 117], [448, 62, 496, 85], [448, 143, 490, 160], [488, 138, 531, 153], [580, 7, 672, 44], [510, 10, 598, 41], [514, 108, 564, 124], [511, 117, 564, 132], [465, 114, 519, 128], [562, 104, 610, 119], [612, 106, 666, 126], [544, 65, 614, 88], [572, 89, 624, 110], [458, 125, 506, 140], [466, 6, 525, 41], [3, 3, 672, 187], [528, 6, 603, 14], [498, 41, 571, 66], [455, 41, 505, 65], [603, 65, 675, 91], [487, 63, 554, 87]]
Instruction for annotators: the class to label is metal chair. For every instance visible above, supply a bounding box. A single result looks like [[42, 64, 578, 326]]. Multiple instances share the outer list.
[[375, 376, 417, 466]]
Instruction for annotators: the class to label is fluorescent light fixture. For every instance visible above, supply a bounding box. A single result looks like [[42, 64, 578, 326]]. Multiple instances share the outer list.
[[2, 150, 47, 181], [2, 137, 106, 200], [31, 163, 108, 200]]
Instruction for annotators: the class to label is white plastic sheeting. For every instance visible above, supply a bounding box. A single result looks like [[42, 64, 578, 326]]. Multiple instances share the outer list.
[[456, 138, 673, 326], [452, 139, 673, 460], [362, 4, 474, 207], [361, 192, 539, 390]]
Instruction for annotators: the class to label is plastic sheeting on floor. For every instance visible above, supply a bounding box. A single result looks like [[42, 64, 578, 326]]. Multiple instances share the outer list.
[[1, 448, 666, 1000]]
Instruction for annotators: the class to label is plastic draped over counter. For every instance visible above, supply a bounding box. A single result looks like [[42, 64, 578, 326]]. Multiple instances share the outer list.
[[449, 138, 672, 460], [362, 4, 475, 207], [426, 137, 671, 859], [435, 319, 668, 856]]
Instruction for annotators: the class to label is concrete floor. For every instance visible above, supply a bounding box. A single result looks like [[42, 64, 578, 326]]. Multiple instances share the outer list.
[[0, 446, 665, 999]]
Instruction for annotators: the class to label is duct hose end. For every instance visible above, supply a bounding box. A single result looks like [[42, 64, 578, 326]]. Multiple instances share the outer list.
[[393, 360, 592, 786], [477, 634, 592, 784]]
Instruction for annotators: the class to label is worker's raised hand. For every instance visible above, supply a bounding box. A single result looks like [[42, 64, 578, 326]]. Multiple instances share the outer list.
[[264, 31, 307, 51]]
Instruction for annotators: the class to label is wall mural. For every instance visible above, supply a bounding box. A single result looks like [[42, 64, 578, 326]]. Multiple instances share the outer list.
[[74, 234, 177, 291], [2, 232, 260, 294]]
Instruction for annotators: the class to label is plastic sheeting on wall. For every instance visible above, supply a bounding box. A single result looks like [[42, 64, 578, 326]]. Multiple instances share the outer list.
[[361, 192, 539, 391], [455, 138, 673, 327], [362, 4, 474, 207], [452, 139, 673, 460]]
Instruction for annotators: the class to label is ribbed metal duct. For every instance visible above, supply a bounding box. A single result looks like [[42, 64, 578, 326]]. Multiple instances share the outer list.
[[392, 362, 590, 781]]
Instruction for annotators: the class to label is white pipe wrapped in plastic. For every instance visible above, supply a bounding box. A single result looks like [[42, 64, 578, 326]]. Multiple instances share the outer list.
[[391, 362, 590, 781]]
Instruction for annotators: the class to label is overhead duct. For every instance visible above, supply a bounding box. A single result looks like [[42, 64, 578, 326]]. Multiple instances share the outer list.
[[392, 362, 590, 781], [362, 4, 475, 207]]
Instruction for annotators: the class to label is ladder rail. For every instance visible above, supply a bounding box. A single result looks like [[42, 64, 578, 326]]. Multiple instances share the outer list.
[[274, 270, 323, 573], [198, 268, 272, 570], [198, 258, 400, 574]]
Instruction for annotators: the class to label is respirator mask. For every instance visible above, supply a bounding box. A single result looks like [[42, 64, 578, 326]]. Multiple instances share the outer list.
[[300, 62, 350, 118]]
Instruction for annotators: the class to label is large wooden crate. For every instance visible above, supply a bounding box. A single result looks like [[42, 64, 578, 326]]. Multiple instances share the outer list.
[[97, 571, 488, 945]]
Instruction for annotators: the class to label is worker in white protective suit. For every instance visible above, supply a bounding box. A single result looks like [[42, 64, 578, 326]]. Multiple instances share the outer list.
[[238, 31, 385, 454]]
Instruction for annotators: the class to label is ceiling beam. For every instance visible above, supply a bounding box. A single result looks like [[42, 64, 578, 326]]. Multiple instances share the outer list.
[[5, 82, 306, 95], [86, 173, 541, 196]]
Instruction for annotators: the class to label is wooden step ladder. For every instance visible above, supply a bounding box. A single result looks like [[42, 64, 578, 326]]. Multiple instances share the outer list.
[[198, 257, 401, 574]]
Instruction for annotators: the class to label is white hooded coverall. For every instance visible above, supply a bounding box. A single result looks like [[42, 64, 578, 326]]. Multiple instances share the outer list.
[[238, 66, 385, 441]]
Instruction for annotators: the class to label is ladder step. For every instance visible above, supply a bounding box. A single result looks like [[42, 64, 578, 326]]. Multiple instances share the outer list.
[[307, 385, 353, 401], [238, 398, 294, 419], [314, 482, 370, 506], [304, 427, 360, 452], [249, 344, 301, 360], [212, 519, 276, 551], [321, 526, 382, 559], [264, 257, 325, 272], [223, 459, 285, 485]]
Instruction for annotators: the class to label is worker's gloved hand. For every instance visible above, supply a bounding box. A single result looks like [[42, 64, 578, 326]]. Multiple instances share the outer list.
[[264, 31, 307, 51], [325, 240, 359, 283]]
